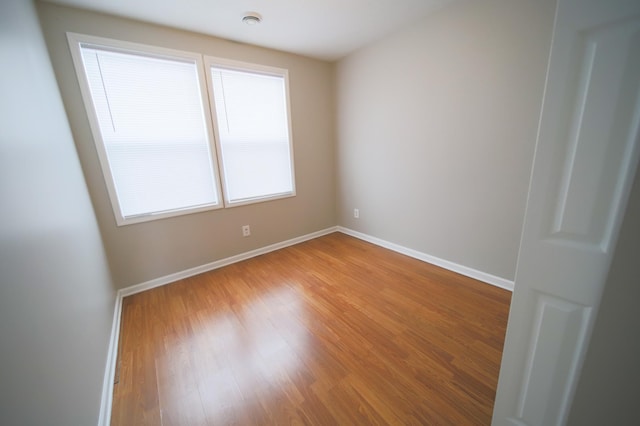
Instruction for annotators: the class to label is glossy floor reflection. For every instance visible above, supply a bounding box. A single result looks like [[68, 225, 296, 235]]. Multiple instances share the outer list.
[[111, 232, 511, 425]]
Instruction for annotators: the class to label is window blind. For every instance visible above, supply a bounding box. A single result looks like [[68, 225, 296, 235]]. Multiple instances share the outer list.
[[80, 46, 219, 219], [210, 66, 294, 204]]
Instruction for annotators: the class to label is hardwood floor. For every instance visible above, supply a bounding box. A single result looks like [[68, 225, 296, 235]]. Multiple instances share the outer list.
[[111, 232, 511, 425]]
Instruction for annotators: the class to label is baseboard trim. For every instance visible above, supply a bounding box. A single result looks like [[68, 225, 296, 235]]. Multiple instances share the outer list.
[[98, 291, 123, 426], [119, 226, 339, 298], [337, 227, 514, 292]]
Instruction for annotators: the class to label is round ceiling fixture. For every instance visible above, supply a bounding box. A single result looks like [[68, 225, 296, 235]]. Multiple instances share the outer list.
[[242, 12, 262, 25]]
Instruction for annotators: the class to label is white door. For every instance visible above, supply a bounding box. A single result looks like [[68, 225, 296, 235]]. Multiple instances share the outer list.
[[492, 0, 640, 425]]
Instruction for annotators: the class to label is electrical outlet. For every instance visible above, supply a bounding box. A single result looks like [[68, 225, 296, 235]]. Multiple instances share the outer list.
[[242, 225, 251, 237], [354, 208, 359, 219]]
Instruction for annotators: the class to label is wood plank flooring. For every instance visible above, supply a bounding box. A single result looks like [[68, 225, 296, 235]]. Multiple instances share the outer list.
[[111, 232, 511, 425]]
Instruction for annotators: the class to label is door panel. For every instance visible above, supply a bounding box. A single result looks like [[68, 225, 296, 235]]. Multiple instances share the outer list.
[[515, 293, 591, 426], [550, 19, 640, 251], [492, 0, 640, 425]]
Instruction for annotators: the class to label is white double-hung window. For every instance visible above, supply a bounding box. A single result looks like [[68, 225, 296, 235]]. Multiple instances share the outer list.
[[207, 60, 294, 206], [67, 33, 295, 226]]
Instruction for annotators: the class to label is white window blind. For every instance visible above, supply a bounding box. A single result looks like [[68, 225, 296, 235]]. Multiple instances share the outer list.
[[68, 34, 296, 226], [209, 65, 295, 205], [76, 41, 220, 222]]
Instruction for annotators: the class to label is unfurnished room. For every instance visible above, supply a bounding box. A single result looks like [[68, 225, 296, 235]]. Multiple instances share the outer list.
[[1, 0, 639, 425]]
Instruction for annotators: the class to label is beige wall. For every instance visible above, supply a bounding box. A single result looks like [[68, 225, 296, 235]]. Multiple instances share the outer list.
[[335, 0, 556, 280], [37, 2, 336, 289], [568, 167, 640, 425], [0, 1, 116, 424]]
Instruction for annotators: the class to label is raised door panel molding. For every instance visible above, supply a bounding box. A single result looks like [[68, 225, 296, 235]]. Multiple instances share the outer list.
[[509, 293, 592, 426], [549, 19, 640, 253]]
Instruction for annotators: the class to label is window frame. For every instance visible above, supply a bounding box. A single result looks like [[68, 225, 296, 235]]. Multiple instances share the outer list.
[[67, 33, 296, 226], [204, 56, 297, 208], [67, 32, 225, 226]]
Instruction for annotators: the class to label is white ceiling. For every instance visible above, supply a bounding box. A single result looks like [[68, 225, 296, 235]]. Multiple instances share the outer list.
[[43, 0, 454, 61]]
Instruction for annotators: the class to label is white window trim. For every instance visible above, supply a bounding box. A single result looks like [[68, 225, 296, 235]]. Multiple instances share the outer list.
[[66, 33, 297, 225], [203, 56, 297, 208]]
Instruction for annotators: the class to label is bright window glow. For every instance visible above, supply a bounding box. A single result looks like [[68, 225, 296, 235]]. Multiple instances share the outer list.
[[210, 65, 295, 205], [77, 43, 220, 221], [68, 34, 296, 226]]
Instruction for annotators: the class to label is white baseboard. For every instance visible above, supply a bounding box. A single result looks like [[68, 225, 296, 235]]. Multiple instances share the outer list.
[[337, 226, 514, 292], [119, 226, 338, 298], [98, 291, 123, 426]]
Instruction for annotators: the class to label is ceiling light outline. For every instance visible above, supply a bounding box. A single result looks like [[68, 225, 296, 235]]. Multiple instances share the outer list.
[[242, 12, 262, 25]]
